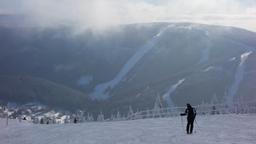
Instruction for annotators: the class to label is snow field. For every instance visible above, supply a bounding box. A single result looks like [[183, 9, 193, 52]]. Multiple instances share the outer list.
[[1, 114, 256, 144]]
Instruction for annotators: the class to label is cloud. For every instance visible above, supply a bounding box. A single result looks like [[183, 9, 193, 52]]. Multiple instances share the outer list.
[[0, 0, 256, 31]]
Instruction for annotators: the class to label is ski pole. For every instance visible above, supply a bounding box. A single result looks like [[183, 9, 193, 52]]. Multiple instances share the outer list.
[[194, 119, 200, 132], [180, 116, 184, 132]]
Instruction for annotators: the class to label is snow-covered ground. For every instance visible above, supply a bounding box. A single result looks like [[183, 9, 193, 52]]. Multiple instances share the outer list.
[[1, 114, 256, 144]]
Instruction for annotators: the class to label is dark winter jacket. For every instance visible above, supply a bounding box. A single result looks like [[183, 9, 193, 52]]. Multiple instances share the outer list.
[[180, 104, 196, 121]]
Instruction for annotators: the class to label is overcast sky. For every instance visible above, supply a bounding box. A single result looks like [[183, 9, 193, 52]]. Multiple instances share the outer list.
[[0, 0, 256, 31]]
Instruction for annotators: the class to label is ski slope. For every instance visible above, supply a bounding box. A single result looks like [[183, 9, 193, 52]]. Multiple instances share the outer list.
[[90, 26, 170, 100], [1, 114, 256, 144], [226, 51, 252, 105], [163, 79, 185, 107]]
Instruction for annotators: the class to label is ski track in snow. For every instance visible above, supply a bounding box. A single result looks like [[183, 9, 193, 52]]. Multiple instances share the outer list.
[[1, 114, 256, 144], [226, 51, 252, 105], [203, 66, 215, 72], [90, 26, 171, 100], [202, 66, 223, 72], [77, 75, 93, 86], [199, 46, 210, 64], [229, 57, 237, 61], [198, 31, 211, 64], [163, 79, 185, 106]]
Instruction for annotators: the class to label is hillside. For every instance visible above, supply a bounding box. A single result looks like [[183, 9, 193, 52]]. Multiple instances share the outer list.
[[0, 22, 256, 114], [0, 76, 91, 109]]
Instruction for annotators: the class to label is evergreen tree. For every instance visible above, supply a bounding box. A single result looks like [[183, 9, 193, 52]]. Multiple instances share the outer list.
[[134, 109, 142, 119], [153, 95, 162, 117], [64, 116, 70, 124], [146, 109, 151, 118], [110, 114, 116, 121], [116, 111, 121, 120], [87, 113, 94, 121], [97, 112, 104, 121], [40, 118, 44, 124], [127, 106, 134, 119]]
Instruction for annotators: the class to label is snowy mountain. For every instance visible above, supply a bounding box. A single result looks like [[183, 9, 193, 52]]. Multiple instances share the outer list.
[[1, 114, 256, 144], [0, 21, 256, 115]]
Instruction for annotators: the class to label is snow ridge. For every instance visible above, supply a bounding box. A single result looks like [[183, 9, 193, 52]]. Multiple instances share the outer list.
[[90, 26, 171, 100], [226, 51, 252, 105], [163, 79, 185, 106]]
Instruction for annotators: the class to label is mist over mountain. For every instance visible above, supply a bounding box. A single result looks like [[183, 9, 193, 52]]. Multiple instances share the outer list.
[[1, 18, 256, 116]]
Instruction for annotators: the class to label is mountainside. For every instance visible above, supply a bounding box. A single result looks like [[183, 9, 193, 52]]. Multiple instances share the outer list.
[[0, 76, 91, 110], [0, 22, 256, 115]]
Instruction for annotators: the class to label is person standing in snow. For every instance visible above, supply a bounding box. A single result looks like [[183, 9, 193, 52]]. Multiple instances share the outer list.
[[180, 103, 196, 134]]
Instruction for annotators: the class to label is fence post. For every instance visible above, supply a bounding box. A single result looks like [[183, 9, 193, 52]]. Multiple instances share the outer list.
[[6, 113, 8, 126]]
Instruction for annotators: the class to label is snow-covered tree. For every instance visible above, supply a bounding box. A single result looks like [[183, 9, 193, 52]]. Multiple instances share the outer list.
[[134, 109, 142, 119], [211, 94, 219, 105], [97, 112, 104, 121], [127, 106, 134, 119], [116, 111, 121, 120], [146, 109, 151, 118], [40, 117, 44, 124], [153, 95, 163, 117], [210, 94, 219, 115], [87, 113, 94, 121], [33, 117, 40, 124], [110, 114, 116, 121], [64, 115, 70, 123], [76, 110, 86, 122]]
